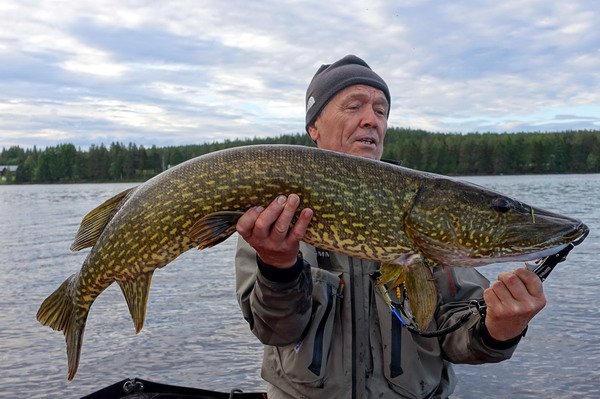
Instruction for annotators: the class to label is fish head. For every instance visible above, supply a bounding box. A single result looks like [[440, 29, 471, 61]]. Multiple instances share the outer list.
[[404, 178, 589, 267]]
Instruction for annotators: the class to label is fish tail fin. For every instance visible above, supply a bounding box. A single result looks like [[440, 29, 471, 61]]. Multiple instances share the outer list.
[[37, 275, 77, 332], [36, 273, 88, 381], [65, 312, 86, 381]]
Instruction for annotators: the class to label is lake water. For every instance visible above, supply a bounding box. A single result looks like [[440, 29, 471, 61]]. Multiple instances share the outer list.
[[0, 175, 598, 398]]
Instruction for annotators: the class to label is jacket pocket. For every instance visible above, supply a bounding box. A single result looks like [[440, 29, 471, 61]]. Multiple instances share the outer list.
[[269, 268, 341, 388], [375, 291, 443, 398]]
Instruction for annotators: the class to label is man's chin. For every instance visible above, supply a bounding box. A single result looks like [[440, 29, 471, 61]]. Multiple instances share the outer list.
[[348, 145, 382, 160]]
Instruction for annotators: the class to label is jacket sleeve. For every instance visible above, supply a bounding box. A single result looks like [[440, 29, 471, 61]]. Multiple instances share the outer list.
[[235, 237, 313, 346], [434, 266, 523, 364]]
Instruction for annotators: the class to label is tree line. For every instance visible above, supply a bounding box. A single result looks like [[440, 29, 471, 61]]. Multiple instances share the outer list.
[[0, 135, 314, 184], [382, 128, 600, 175], [1, 129, 599, 184]]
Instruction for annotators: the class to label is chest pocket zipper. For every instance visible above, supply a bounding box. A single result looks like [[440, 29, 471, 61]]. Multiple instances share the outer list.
[[308, 283, 335, 376]]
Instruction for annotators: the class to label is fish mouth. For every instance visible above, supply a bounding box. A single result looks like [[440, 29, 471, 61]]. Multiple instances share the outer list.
[[413, 221, 589, 268], [486, 221, 588, 265], [571, 223, 590, 245], [492, 243, 570, 264]]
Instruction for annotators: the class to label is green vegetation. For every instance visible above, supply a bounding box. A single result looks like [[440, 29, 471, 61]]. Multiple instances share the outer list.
[[383, 128, 600, 175], [1, 129, 599, 184]]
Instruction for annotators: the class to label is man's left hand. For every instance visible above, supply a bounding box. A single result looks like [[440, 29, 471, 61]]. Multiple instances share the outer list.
[[483, 267, 546, 341]]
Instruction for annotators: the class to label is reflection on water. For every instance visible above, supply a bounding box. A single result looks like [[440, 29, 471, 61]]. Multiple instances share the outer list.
[[0, 176, 598, 398]]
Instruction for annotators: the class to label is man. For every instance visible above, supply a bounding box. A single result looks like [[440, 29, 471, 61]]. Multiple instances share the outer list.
[[235, 55, 546, 398]]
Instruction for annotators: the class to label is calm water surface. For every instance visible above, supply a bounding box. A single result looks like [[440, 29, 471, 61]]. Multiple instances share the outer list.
[[0, 175, 598, 398]]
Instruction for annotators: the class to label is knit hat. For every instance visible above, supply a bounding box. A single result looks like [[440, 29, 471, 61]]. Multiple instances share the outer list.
[[305, 54, 391, 131]]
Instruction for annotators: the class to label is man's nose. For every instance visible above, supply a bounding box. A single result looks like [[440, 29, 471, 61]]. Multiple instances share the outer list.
[[359, 106, 379, 128]]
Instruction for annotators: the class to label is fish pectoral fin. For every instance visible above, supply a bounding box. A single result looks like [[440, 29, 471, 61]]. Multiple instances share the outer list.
[[188, 211, 245, 250], [377, 255, 438, 332], [402, 257, 438, 331], [377, 262, 407, 290], [71, 186, 137, 251], [118, 271, 154, 333]]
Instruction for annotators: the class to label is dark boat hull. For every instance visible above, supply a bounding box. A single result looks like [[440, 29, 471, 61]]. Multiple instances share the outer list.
[[81, 378, 267, 399]]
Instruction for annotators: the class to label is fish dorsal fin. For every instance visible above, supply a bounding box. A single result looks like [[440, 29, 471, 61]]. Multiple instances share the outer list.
[[188, 211, 245, 250], [118, 271, 154, 333], [71, 187, 137, 251]]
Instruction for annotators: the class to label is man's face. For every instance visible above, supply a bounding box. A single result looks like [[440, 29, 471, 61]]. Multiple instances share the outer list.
[[308, 84, 388, 160]]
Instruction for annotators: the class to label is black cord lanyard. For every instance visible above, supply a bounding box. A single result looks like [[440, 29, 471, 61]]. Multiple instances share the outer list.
[[384, 243, 576, 338]]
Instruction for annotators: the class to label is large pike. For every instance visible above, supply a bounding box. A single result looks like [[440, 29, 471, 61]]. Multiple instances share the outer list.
[[37, 145, 589, 380]]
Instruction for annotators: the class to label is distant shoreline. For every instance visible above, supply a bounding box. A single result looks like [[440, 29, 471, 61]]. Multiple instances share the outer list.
[[1, 128, 599, 184]]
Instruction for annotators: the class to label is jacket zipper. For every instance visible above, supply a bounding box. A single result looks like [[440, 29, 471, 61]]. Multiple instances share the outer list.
[[307, 283, 335, 376], [350, 258, 357, 399]]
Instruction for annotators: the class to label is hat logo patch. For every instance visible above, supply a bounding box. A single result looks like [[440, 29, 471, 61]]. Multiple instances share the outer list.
[[307, 96, 315, 111]]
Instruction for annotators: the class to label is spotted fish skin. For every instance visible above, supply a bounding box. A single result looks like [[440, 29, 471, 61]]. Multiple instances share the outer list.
[[36, 144, 589, 380]]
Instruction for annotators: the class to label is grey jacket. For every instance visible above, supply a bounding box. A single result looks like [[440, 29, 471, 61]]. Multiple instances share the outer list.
[[235, 238, 521, 399]]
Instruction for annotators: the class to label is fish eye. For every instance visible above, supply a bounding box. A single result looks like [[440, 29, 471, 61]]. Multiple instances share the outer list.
[[491, 197, 511, 213]]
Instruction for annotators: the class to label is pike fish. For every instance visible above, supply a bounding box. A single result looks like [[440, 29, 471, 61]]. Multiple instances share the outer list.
[[37, 145, 589, 380]]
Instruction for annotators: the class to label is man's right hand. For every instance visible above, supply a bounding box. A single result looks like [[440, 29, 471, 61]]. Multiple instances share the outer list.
[[236, 194, 313, 269]]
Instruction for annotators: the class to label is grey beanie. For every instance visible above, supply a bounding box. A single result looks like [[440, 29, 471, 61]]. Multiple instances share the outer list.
[[305, 54, 391, 131]]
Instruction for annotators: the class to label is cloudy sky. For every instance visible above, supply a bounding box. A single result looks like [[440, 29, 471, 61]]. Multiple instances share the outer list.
[[1, 0, 599, 149]]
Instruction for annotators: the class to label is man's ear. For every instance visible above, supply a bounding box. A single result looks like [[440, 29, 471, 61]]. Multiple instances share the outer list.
[[307, 123, 319, 142]]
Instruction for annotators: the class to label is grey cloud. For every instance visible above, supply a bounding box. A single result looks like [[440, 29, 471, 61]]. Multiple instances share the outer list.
[[554, 114, 600, 122], [1, 0, 599, 150]]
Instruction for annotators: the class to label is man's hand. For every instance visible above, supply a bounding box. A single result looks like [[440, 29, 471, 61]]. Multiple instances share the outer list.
[[483, 268, 546, 341], [236, 194, 313, 269]]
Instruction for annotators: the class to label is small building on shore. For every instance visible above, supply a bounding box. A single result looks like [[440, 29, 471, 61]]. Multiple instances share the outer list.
[[0, 165, 18, 182]]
